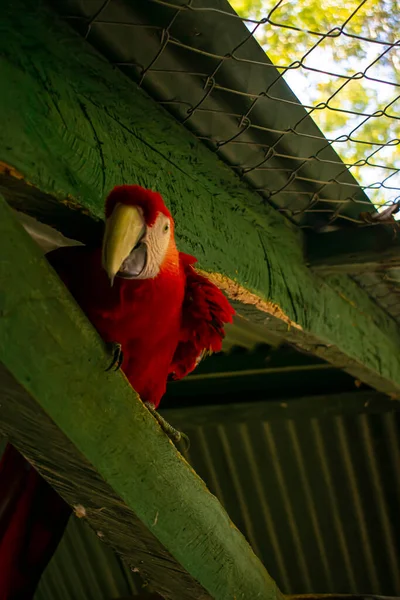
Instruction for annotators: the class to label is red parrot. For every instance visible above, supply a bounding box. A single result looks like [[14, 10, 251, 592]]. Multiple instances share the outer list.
[[0, 184, 234, 599]]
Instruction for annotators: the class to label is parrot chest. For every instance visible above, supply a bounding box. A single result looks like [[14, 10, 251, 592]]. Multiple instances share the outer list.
[[48, 246, 186, 407], [87, 272, 185, 406]]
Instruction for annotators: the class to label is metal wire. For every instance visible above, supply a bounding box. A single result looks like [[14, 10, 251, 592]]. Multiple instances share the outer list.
[[63, 0, 400, 227], [61, 0, 400, 321]]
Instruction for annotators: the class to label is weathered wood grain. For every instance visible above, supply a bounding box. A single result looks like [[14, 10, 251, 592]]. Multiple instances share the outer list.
[[0, 195, 282, 600], [162, 391, 400, 429], [307, 228, 400, 274]]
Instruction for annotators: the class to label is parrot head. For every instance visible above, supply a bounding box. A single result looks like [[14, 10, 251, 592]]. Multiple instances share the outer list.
[[102, 185, 177, 285]]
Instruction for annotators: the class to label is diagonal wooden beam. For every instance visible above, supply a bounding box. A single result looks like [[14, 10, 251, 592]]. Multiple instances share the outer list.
[[161, 391, 399, 430], [1, 0, 400, 396], [0, 195, 282, 600], [307, 228, 400, 275]]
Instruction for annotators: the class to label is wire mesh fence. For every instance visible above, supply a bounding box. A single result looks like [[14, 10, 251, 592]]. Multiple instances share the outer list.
[[62, 0, 400, 231], [57, 0, 400, 322]]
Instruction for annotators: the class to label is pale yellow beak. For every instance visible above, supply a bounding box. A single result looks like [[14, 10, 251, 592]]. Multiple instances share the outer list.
[[102, 203, 146, 285]]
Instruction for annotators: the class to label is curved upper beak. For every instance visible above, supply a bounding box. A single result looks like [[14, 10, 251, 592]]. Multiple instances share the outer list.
[[102, 203, 146, 285]]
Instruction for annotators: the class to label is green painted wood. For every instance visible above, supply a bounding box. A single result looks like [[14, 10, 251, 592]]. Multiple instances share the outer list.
[[307, 228, 400, 274], [0, 195, 282, 600], [179, 363, 338, 381], [161, 391, 399, 429], [287, 596, 400, 600], [1, 0, 400, 394]]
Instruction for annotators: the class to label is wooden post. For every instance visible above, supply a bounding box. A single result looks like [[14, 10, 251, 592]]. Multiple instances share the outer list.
[[0, 195, 283, 600], [306, 228, 400, 274]]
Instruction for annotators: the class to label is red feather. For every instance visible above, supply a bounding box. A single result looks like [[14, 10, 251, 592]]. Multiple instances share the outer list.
[[105, 184, 172, 225], [169, 253, 234, 380], [0, 185, 234, 599], [44, 186, 235, 407], [45, 246, 234, 405]]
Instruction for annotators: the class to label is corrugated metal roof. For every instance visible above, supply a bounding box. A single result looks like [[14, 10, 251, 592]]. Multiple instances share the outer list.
[[178, 409, 400, 595], [30, 399, 400, 598]]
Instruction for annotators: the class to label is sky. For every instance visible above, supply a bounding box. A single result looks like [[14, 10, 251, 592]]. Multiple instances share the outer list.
[[230, 0, 400, 215]]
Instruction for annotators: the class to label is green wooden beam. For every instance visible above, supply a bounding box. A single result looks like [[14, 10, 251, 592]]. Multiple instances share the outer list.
[[0, 195, 282, 600], [161, 391, 400, 430], [1, 0, 400, 397], [307, 228, 400, 274], [177, 363, 338, 381], [288, 596, 400, 600], [121, 596, 400, 600]]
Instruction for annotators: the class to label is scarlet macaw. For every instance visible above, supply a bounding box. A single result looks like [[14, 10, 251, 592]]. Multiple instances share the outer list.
[[0, 184, 234, 599]]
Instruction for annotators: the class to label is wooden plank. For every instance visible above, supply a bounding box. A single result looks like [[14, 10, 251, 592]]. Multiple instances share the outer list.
[[289, 596, 400, 600], [307, 228, 400, 274], [161, 391, 400, 429], [0, 195, 282, 600], [1, 0, 400, 395]]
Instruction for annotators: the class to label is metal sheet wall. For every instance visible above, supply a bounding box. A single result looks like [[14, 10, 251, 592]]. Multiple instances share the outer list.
[[34, 408, 400, 598]]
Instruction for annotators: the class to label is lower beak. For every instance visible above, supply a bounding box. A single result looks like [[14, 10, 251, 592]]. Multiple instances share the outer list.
[[102, 203, 146, 285]]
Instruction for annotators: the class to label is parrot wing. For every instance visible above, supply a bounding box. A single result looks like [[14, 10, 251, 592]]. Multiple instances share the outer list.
[[168, 253, 235, 381]]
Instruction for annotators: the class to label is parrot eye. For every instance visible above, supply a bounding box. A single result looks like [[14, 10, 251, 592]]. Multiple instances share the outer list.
[[163, 223, 169, 233]]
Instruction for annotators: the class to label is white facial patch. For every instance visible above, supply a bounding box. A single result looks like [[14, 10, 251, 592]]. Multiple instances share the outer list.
[[138, 212, 172, 279]]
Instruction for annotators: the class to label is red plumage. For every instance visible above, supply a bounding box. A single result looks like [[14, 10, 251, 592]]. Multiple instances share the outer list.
[[169, 253, 233, 380], [105, 184, 172, 225], [45, 185, 234, 407], [0, 185, 234, 598]]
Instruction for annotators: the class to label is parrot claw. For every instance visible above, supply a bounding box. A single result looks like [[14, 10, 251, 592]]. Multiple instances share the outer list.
[[144, 402, 190, 451], [105, 342, 124, 372]]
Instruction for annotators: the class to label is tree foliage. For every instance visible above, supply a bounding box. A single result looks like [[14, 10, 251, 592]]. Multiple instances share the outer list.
[[230, 0, 400, 205]]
